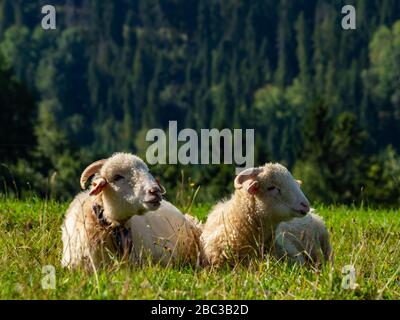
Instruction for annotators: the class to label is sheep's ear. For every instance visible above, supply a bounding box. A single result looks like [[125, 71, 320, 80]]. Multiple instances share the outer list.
[[234, 167, 262, 190], [89, 178, 107, 196], [80, 159, 106, 189], [244, 180, 260, 195], [296, 179, 303, 186], [156, 177, 166, 195]]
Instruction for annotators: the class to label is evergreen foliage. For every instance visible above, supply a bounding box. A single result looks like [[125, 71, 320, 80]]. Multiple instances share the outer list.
[[0, 0, 400, 205]]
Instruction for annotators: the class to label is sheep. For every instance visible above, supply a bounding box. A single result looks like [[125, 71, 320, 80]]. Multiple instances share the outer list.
[[61, 152, 166, 270], [62, 152, 203, 269], [274, 209, 333, 267], [127, 206, 203, 266], [200, 163, 311, 267]]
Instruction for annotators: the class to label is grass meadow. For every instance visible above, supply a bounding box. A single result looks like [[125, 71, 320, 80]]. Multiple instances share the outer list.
[[0, 196, 399, 300]]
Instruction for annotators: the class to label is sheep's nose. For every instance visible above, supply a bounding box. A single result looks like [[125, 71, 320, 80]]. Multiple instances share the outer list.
[[300, 201, 310, 213], [147, 186, 161, 195]]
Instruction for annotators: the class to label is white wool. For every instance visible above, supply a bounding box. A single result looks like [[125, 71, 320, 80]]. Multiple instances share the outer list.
[[274, 210, 333, 266], [127, 201, 201, 266]]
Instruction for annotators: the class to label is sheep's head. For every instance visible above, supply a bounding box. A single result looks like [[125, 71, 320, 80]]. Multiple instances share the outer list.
[[80, 153, 165, 222], [234, 163, 310, 222]]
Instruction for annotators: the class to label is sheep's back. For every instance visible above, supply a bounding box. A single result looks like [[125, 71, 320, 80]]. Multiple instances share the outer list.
[[274, 211, 331, 265], [127, 200, 201, 266]]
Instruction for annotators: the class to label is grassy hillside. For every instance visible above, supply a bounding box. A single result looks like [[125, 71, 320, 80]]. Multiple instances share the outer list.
[[0, 197, 399, 299]]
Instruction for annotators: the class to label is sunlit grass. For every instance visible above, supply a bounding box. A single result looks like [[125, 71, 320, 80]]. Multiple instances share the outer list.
[[0, 197, 399, 299]]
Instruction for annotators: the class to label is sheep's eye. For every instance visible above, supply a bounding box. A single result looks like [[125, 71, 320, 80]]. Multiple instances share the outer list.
[[113, 175, 124, 182], [267, 186, 281, 194]]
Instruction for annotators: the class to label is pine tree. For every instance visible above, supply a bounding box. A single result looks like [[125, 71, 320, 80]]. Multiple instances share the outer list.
[[275, 0, 289, 87], [294, 12, 311, 92], [0, 0, 14, 38]]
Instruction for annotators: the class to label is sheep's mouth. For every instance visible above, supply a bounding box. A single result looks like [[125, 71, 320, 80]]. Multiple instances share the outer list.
[[293, 209, 308, 216], [145, 199, 161, 204], [143, 197, 162, 209]]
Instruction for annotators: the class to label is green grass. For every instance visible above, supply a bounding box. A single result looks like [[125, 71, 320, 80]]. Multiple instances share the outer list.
[[0, 196, 399, 300]]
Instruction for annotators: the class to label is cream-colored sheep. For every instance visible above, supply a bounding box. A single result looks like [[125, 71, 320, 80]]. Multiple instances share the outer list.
[[200, 164, 311, 267], [274, 209, 333, 267], [62, 152, 202, 269], [61, 152, 166, 269]]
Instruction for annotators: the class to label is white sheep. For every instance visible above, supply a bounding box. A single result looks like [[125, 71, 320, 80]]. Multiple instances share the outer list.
[[274, 209, 333, 267], [62, 152, 202, 269], [200, 163, 311, 267], [61, 152, 166, 269]]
